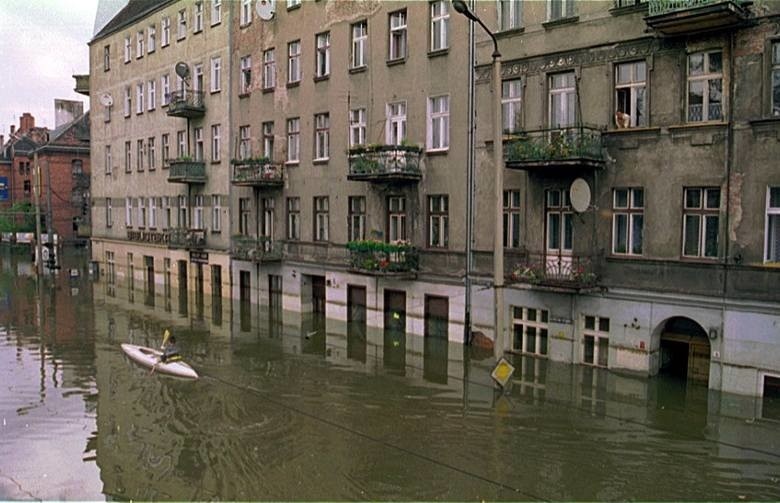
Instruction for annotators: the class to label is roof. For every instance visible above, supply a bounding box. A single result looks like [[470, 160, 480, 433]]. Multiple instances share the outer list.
[[92, 0, 175, 43], [38, 113, 90, 154]]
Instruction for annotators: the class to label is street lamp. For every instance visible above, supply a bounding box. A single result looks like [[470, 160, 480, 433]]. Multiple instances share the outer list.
[[452, 0, 505, 360]]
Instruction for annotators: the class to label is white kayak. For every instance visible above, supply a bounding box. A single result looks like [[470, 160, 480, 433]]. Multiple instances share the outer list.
[[121, 343, 199, 380]]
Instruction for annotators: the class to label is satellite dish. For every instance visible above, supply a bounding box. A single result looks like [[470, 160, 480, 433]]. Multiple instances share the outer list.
[[256, 0, 276, 20], [99, 92, 113, 107], [175, 62, 191, 80], [570, 178, 591, 213]]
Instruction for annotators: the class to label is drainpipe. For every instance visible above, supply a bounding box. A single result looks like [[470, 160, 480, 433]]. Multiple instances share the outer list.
[[464, 0, 475, 346]]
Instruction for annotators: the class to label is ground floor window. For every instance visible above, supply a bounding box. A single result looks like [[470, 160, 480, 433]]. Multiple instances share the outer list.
[[763, 374, 780, 421], [512, 306, 548, 356], [582, 315, 610, 367]]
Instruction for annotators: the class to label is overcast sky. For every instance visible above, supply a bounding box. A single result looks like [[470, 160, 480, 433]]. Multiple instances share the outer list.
[[0, 0, 99, 137]]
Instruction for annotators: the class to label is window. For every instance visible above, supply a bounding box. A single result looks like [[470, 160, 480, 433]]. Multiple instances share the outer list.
[[149, 197, 158, 228], [688, 51, 723, 122], [549, 71, 576, 127], [499, 0, 522, 31], [583, 315, 609, 368], [261, 198, 274, 240], [178, 195, 188, 228], [263, 48, 276, 89], [147, 80, 156, 111], [350, 108, 366, 147], [105, 145, 112, 175], [504, 190, 521, 248], [428, 195, 449, 248], [240, 55, 252, 94], [193, 64, 204, 94], [613, 188, 644, 255], [430, 1, 449, 52], [103, 44, 110, 71], [161, 74, 170, 105], [389, 10, 407, 61], [348, 196, 366, 241], [287, 118, 300, 163], [212, 195, 221, 232], [194, 2, 203, 32], [548, 0, 574, 21], [210, 57, 221, 92], [123, 35, 131, 63], [211, 124, 221, 162], [501, 79, 523, 134], [263, 122, 274, 160], [546, 189, 572, 255], [148, 25, 156, 53], [106, 198, 113, 227], [314, 196, 329, 241], [773, 42, 780, 116], [161, 134, 170, 166], [387, 196, 406, 242], [161, 16, 170, 46], [162, 197, 171, 229], [287, 197, 300, 240], [427, 95, 449, 151], [136, 83, 144, 114], [194, 127, 204, 161], [315, 32, 330, 78], [682, 187, 720, 258], [211, 0, 222, 25], [136, 139, 144, 171], [123, 86, 131, 117], [147, 137, 156, 171], [126, 197, 133, 227], [124, 141, 131, 172], [512, 306, 549, 356], [386, 101, 407, 145], [288, 40, 301, 84], [139, 198, 147, 228], [193, 195, 204, 230], [239, 125, 251, 160], [177, 9, 187, 40], [177, 130, 187, 157], [314, 113, 330, 161], [240, 0, 252, 25], [23, 180, 31, 195], [136, 30, 144, 57], [351, 21, 368, 68], [766, 187, 780, 262], [615, 61, 647, 128]]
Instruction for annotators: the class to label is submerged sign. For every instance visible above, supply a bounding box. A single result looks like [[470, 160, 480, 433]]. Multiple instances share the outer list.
[[0, 177, 7, 201]]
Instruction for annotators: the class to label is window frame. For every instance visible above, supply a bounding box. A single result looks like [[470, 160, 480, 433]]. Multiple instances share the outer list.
[[211, 124, 221, 162], [286, 117, 300, 164], [386, 101, 407, 145], [287, 197, 301, 240], [348, 196, 366, 242], [512, 306, 549, 356], [388, 10, 408, 62], [210, 56, 222, 93], [430, 1, 449, 52], [614, 60, 647, 128], [503, 190, 521, 248], [351, 20, 368, 69], [498, 0, 523, 31], [240, 55, 252, 95], [502, 79, 523, 134], [612, 187, 644, 256], [686, 50, 724, 123], [427, 95, 450, 151], [315, 31, 331, 79], [314, 196, 330, 242], [313, 112, 330, 161], [263, 48, 276, 90], [765, 187, 780, 263], [682, 186, 721, 259], [211, 0, 222, 26], [427, 194, 449, 248], [288, 40, 301, 84], [349, 108, 366, 147], [582, 315, 610, 368]]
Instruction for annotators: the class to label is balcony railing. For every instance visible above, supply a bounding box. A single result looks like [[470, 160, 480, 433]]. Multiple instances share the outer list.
[[168, 228, 206, 249], [347, 145, 423, 183], [504, 126, 605, 172], [346, 240, 419, 276], [230, 158, 284, 187], [231, 235, 283, 262], [646, 0, 749, 35], [166, 90, 205, 118], [510, 253, 600, 289], [167, 158, 206, 184]]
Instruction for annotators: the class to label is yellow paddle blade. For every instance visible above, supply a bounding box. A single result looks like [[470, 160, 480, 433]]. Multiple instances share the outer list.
[[162, 329, 170, 346]]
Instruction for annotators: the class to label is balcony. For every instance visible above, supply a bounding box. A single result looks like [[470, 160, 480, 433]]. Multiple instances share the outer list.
[[167, 158, 206, 184], [346, 240, 419, 277], [510, 253, 600, 291], [347, 145, 422, 184], [231, 235, 283, 262], [168, 228, 206, 250], [645, 0, 750, 35], [504, 127, 605, 173], [73, 74, 89, 96], [166, 90, 205, 118], [230, 158, 284, 188]]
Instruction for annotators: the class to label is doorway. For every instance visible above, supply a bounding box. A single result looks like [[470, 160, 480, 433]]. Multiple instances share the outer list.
[[347, 285, 367, 363], [659, 317, 711, 384], [239, 270, 251, 304], [424, 295, 449, 384], [544, 188, 573, 278], [311, 275, 326, 315], [384, 289, 406, 373]]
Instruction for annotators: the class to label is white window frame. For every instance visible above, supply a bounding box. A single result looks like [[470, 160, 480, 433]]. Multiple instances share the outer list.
[[177, 130, 187, 157], [389, 10, 407, 61], [211, 124, 221, 162], [315, 32, 331, 78], [124, 141, 131, 172], [287, 117, 300, 163], [136, 83, 144, 114], [430, 1, 449, 52], [124, 35, 131, 63], [194, 2, 203, 32], [765, 187, 780, 263], [147, 137, 156, 171], [161, 74, 170, 106], [502, 79, 523, 134], [615, 61, 647, 128], [498, 0, 522, 31], [388, 196, 407, 242], [288, 40, 301, 83], [287, 197, 300, 240], [349, 108, 366, 147], [428, 195, 449, 248], [177, 9, 187, 40], [687, 50, 723, 123], [211, 0, 222, 26], [210, 57, 221, 92], [351, 21, 368, 69], [348, 196, 366, 241], [263, 122, 274, 160], [314, 113, 329, 161], [147, 80, 156, 111], [240, 55, 252, 94], [125, 197, 133, 227], [138, 197, 146, 228], [547, 0, 574, 21], [106, 198, 113, 227], [178, 195, 188, 229], [149, 197, 158, 229], [582, 315, 610, 368], [124, 86, 131, 117], [147, 25, 156, 53], [386, 101, 407, 145], [105, 145, 112, 175], [240, 0, 252, 26], [212, 195, 222, 232], [427, 95, 450, 151], [263, 48, 276, 89], [161, 16, 171, 47], [162, 197, 170, 229], [161, 133, 170, 166], [136, 139, 144, 172], [682, 187, 721, 259], [103, 44, 111, 71], [512, 306, 549, 356], [503, 190, 521, 248], [134, 29, 143, 57], [194, 127, 204, 161], [239, 125, 251, 160], [612, 187, 644, 255], [549, 71, 576, 128], [193, 195, 204, 230], [314, 196, 329, 242]]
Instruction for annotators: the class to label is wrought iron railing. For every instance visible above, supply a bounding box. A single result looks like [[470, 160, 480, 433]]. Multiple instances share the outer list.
[[346, 240, 419, 274], [168, 158, 206, 182], [504, 126, 604, 165], [231, 235, 283, 261], [347, 145, 422, 179], [166, 90, 205, 116], [169, 228, 206, 249], [231, 158, 284, 185], [510, 253, 599, 288], [648, 0, 739, 16]]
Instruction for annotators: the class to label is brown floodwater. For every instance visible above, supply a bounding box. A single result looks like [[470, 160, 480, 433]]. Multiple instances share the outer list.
[[1, 248, 779, 500]]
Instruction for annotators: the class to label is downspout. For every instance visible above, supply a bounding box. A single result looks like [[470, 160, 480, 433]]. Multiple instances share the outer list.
[[464, 0, 475, 346], [227, 0, 235, 308]]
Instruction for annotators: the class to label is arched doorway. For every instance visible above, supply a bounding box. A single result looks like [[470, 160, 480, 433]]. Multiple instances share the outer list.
[[659, 317, 711, 384]]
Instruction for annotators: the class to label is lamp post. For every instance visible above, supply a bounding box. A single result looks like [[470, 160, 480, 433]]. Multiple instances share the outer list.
[[452, 1, 505, 360]]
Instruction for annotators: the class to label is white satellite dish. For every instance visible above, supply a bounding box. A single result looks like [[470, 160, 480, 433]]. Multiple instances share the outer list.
[[99, 92, 113, 107], [256, 0, 276, 20], [570, 178, 591, 213]]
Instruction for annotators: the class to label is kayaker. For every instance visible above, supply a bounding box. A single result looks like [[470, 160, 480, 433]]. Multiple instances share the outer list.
[[161, 335, 182, 363]]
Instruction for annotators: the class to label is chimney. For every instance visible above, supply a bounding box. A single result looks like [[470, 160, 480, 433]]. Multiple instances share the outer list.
[[10, 125, 15, 136], [55, 99, 84, 128], [19, 113, 35, 133], [0, 135, 4, 149]]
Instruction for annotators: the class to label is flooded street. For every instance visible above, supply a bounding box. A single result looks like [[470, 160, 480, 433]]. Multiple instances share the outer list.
[[1, 249, 780, 501]]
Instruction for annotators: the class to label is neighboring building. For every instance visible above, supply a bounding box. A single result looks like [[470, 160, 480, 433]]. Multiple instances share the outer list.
[[469, 0, 780, 399]]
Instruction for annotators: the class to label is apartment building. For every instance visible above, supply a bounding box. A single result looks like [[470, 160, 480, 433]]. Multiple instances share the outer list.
[[89, 0, 233, 304], [465, 0, 780, 398]]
